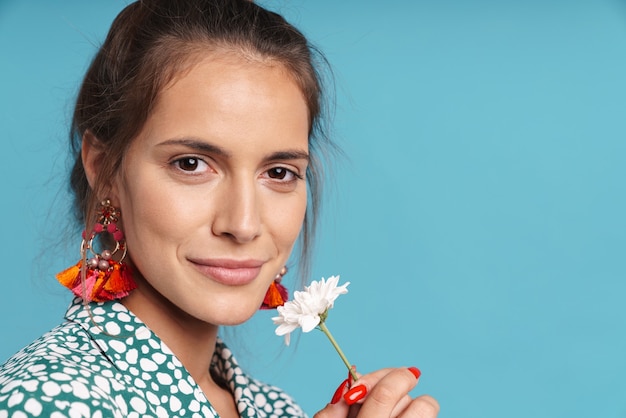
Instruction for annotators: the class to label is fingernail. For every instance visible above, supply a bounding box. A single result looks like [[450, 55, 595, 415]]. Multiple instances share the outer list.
[[330, 378, 350, 404], [408, 366, 421, 379], [344, 384, 367, 405]]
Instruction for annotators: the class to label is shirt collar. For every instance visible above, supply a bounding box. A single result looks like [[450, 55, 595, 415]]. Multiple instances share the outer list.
[[64, 298, 263, 417]]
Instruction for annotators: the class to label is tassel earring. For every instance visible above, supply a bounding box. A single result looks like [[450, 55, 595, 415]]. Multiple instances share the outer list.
[[260, 266, 289, 309], [56, 199, 136, 302]]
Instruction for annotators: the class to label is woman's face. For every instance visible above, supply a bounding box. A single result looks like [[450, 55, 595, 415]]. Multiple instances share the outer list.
[[111, 53, 310, 325]]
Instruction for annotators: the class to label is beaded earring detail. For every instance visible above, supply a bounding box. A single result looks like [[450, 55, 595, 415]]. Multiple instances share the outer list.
[[260, 266, 289, 309], [56, 199, 136, 302]]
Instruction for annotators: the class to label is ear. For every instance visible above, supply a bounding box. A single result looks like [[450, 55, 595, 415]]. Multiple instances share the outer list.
[[82, 130, 121, 202], [81, 130, 105, 190]]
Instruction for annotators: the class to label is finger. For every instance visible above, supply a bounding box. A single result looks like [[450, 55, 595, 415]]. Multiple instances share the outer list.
[[328, 367, 396, 418], [351, 367, 395, 386], [314, 401, 349, 418], [343, 367, 417, 406], [347, 403, 362, 418], [347, 366, 419, 391], [389, 369, 422, 417], [389, 394, 415, 418], [348, 368, 421, 417], [397, 395, 440, 418], [313, 372, 354, 418], [331, 378, 350, 405], [341, 367, 396, 406]]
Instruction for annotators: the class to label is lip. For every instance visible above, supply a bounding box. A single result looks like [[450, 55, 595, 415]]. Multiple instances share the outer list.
[[188, 258, 265, 286]]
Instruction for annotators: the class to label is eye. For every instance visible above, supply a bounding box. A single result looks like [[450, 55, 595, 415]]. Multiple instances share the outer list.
[[261, 166, 304, 192], [267, 167, 290, 180], [265, 166, 304, 182], [174, 157, 209, 173]]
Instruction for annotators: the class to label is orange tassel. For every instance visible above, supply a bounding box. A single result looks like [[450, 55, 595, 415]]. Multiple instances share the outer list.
[[90, 270, 108, 301], [104, 263, 136, 292], [56, 262, 81, 288], [261, 281, 288, 309], [56, 260, 136, 303]]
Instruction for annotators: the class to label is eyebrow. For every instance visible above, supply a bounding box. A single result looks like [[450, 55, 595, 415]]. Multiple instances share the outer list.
[[158, 138, 230, 156], [265, 150, 310, 162], [158, 138, 309, 162]]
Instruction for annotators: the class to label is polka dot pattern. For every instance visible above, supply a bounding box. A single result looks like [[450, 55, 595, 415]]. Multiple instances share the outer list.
[[0, 299, 307, 417]]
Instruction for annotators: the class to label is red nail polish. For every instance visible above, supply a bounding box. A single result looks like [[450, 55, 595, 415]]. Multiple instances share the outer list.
[[344, 384, 367, 405], [331, 379, 349, 404], [408, 366, 421, 379]]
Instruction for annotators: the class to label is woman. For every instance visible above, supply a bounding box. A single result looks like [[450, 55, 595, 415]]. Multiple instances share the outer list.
[[0, 0, 439, 416]]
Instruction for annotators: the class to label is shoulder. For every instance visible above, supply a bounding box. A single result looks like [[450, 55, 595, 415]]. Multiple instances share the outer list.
[[246, 377, 308, 418], [0, 322, 128, 417]]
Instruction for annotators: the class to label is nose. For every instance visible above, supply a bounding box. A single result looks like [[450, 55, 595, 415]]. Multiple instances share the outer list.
[[211, 176, 262, 243]]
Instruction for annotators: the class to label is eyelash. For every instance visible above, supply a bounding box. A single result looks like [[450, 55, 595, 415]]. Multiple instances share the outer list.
[[171, 156, 304, 182]]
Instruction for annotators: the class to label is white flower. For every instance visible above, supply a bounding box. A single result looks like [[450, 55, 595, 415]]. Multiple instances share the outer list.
[[272, 275, 349, 345]]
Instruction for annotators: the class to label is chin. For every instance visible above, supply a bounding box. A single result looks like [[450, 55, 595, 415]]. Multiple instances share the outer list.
[[211, 311, 257, 326], [195, 297, 262, 327]]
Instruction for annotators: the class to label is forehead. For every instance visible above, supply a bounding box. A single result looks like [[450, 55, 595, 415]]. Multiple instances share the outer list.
[[135, 51, 310, 152], [163, 48, 307, 105]]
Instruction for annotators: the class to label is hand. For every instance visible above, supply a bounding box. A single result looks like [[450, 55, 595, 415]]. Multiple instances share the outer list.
[[313, 367, 439, 418]]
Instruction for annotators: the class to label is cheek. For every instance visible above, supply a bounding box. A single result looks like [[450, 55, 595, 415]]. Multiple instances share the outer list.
[[116, 173, 195, 254], [270, 192, 308, 248]]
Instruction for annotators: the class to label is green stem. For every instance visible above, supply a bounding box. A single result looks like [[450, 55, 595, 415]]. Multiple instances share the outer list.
[[318, 321, 358, 382]]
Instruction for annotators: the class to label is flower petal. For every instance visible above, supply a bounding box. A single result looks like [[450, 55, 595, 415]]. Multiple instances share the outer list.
[[274, 322, 298, 336], [299, 314, 320, 333], [272, 275, 349, 344]]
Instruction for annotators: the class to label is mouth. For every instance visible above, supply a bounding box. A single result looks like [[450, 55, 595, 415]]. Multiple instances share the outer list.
[[187, 258, 265, 286]]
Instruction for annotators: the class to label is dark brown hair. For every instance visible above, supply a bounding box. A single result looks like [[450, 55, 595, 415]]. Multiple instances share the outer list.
[[69, 0, 334, 283]]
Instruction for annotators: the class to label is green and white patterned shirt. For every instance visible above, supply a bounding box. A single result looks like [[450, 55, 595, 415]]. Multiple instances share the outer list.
[[0, 298, 306, 417]]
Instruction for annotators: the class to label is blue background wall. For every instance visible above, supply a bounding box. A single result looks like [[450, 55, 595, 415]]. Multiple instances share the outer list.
[[1, 1, 626, 417]]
